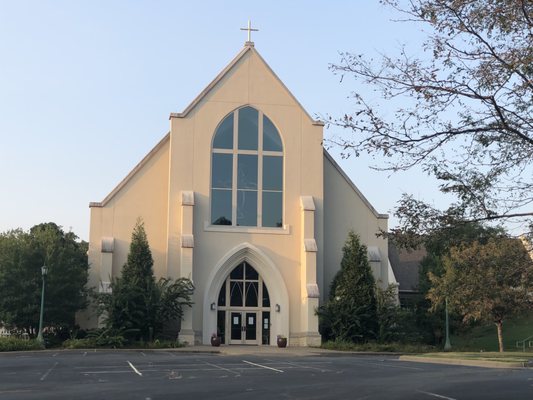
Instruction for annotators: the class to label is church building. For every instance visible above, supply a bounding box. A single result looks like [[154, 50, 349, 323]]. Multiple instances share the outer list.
[[83, 35, 397, 346]]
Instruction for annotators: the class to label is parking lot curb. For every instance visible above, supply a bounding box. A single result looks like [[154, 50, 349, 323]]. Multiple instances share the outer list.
[[399, 355, 529, 369]]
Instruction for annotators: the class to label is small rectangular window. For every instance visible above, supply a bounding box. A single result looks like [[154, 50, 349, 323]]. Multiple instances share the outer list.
[[262, 191, 282, 227], [262, 311, 270, 345], [217, 311, 226, 344], [212, 153, 233, 189], [263, 156, 283, 191], [237, 154, 258, 189], [237, 190, 258, 226], [211, 189, 232, 225]]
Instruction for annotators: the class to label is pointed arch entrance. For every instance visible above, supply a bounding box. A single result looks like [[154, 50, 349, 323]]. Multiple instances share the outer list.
[[217, 261, 270, 344], [202, 243, 289, 346]]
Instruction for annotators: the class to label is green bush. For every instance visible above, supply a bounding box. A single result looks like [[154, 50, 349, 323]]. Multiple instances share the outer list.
[[95, 221, 194, 342], [86, 328, 126, 348], [62, 338, 97, 349], [146, 339, 184, 349], [62, 336, 185, 349], [321, 339, 436, 353], [317, 232, 378, 342], [0, 337, 43, 352]]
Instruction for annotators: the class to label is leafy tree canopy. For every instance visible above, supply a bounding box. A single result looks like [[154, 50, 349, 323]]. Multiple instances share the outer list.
[[405, 222, 505, 345], [328, 0, 533, 238], [428, 237, 533, 351], [0, 223, 88, 335]]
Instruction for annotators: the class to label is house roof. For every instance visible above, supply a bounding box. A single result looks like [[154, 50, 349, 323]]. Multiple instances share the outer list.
[[169, 42, 324, 126], [388, 243, 426, 292]]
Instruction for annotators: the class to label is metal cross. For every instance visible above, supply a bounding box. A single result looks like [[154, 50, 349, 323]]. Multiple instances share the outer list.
[[240, 20, 259, 42]]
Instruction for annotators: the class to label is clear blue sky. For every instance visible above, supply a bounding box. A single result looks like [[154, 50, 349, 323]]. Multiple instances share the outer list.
[[0, 0, 450, 240]]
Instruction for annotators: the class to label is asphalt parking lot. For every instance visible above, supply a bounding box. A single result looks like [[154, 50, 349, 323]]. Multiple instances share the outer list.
[[0, 349, 532, 399]]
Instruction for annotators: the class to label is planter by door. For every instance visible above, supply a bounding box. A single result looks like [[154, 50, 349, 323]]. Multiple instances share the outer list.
[[277, 337, 287, 348], [211, 336, 221, 347]]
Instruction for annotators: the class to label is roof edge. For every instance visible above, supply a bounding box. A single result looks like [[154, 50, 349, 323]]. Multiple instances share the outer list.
[[169, 45, 253, 120], [323, 149, 388, 220], [169, 44, 323, 126], [250, 46, 321, 125], [89, 132, 170, 208]]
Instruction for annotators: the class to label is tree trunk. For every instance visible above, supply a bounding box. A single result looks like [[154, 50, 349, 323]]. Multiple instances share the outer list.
[[496, 320, 504, 352]]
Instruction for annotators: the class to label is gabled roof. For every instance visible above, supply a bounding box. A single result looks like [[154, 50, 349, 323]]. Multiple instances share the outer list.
[[89, 133, 170, 208], [388, 243, 426, 292], [91, 43, 324, 208], [169, 42, 324, 126], [324, 149, 388, 220]]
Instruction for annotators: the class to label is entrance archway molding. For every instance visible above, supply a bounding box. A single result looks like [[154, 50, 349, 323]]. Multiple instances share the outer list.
[[202, 242, 290, 345]]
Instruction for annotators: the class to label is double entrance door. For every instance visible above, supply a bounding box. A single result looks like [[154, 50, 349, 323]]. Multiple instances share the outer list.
[[229, 311, 258, 345]]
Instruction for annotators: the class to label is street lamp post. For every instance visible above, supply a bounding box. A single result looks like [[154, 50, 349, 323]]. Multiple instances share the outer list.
[[36, 265, 48, 344], [444, 297, 452, 351]]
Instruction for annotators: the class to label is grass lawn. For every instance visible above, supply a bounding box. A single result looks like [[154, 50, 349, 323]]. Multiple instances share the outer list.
[[450, 315, 533, 352], [415, 352, 532, 363]]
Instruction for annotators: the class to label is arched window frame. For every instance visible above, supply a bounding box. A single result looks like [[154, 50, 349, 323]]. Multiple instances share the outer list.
[[210, 106, 284, 229]]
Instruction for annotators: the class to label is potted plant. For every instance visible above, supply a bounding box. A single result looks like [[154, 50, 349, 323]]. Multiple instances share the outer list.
[[211, 332, 221, 347], [276, 334, 287, 348]]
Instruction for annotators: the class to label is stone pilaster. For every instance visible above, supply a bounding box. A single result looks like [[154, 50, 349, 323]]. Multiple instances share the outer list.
[[98, 237, 114, 327], [299, 196, 321, 346], [178, 191, 196, 344]]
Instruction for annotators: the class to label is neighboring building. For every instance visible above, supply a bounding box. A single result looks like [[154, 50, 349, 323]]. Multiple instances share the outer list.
[[388, 243, 426, 306], [81, 40, 397, 346]]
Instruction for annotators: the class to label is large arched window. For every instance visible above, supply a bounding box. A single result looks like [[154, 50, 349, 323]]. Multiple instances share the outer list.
[[211, 106, 283, 227]]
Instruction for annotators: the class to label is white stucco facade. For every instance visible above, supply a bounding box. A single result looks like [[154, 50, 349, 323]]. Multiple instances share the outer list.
[[81, 43, 396, 346]]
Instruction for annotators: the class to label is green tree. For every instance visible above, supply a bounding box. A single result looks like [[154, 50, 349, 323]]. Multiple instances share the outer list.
[[376, 284, 421, 344], [98, 220, 193, 341], [428, 238, 533, 352], [328, 0, 533, 236], [395, 223, 505, 345], [317, 231, 378, 342], [0, 223, 88, 335]]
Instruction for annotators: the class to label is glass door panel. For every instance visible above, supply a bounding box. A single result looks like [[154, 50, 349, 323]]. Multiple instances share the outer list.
[[244, 312, 257, 343], [230, 312, 242, 343]]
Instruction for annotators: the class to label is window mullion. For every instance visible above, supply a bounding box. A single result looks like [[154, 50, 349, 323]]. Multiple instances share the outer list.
[[225, 279, 230, 308], [257, 111, 263, 227], [259, 276, 263, 308], [232, 111, 238, 226]]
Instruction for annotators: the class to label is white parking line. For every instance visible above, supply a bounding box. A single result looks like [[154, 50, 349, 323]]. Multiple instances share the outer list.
[[204, 361, 241, 376], [82, 370, 132, 374], [280, 361, 330, 372], [351, 360, 423, 371], [418, 390, 457, 400], [127, 361, 143, 377], [40, 362, 58, 381], [242, 360, 283, 373]]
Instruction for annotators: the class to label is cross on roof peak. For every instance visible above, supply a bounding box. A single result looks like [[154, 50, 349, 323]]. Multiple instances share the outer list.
[[240, 20, 259, 45]]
